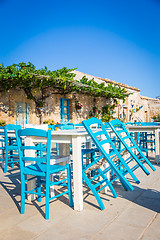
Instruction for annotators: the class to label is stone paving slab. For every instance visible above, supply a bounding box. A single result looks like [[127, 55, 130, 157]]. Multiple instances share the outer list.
[[0, 156, 160, 240]]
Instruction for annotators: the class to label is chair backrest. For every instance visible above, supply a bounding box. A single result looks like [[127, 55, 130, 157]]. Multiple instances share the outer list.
[[109, 119, 143, 146], [133, 122, 142, 126], [53, 123, 75, 130], [108, 119, 156, 172], [103, 122, 110, 129], [60, 123, 74, 130], [82, 117, 134, 191], [0, 127, 5, 143], [16, 128, 52, 174], [124, 122, 134, 125], [3, 124, 21, 147]]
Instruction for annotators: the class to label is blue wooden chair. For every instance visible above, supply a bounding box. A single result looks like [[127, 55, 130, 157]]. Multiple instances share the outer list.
[[16, 128, 73, 219], [138, 132, 155, 157], [82, 117, 136, 210], [127, 122, 156, 156], [0, 124, 21, 173], [108, 119, 156, 173], [138, 122, 156, 156]]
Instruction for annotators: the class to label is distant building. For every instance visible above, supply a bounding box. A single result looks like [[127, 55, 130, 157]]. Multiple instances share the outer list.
[[73, 70, 160, 123]]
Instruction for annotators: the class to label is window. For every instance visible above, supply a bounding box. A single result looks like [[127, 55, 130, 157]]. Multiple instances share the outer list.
[[15, 102, 30, 126], [60, 98, 70, 123]]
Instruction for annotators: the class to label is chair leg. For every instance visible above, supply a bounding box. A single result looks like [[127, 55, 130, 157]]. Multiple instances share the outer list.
[[8, 138, 14, 168], [10, 149, 14, 168], [10, 158, 14, 168], [110, 168, 115, 180], [67, 165, 74, 208], [118, 155, 140, 184], [82, 171, 105, 210], [45, 176, 50, 220], [91, 152, 96, 177], [56, 143, 59, 155], [4, 150, 8, 173], [21, 174, 25, 214], [97, 168, 117, 198], [119, 179, 129, 191], [37, 176, 42, 202]]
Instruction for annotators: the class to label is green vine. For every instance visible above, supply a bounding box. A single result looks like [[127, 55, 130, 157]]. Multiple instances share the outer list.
[[152, 115, 160, 122], [0, 62, 129, 122], [101, 104, 115, 122], [0, 120, 6, 126], [79, 76, 127, 103]]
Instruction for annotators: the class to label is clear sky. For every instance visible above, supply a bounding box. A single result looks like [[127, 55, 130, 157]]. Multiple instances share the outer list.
[[0, 0, 160, 98]]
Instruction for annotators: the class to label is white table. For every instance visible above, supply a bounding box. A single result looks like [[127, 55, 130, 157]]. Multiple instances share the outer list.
[[25, 129, 92, 211], [126, 125, 160, 164]]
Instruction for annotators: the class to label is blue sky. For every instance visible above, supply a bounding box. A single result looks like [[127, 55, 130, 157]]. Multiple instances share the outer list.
[[0, 0, 160, 98]]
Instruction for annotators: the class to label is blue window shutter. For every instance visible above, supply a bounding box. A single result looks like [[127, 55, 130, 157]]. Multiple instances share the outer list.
[[67, 99, 70, 122], [60, 98, 64, 122], [60, 98, 70, 123]]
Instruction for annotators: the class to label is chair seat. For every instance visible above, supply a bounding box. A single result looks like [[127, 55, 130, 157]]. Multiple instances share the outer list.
[[82, 148, 98, 155], [24, 163, 68, 177]]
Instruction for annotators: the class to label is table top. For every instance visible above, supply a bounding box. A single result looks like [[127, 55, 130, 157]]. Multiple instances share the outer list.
[[52, 129, 88, 136], [126, 125, 160, 131]]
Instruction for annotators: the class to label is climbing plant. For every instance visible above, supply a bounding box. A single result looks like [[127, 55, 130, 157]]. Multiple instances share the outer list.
[[79, 76, 127, 104], [152, 115, 160, 122], [0, 62, 129, 122], [101, 104, 116, 122]]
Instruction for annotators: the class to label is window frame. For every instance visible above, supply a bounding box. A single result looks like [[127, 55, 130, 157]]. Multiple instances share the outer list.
[[60, 98, 70, 123]]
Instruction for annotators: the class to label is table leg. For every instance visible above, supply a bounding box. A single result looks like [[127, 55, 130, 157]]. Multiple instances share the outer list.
[[155, 129, 160, 164], [134, 132, 138, 145], [86, 139, 92, 165], [72, 136, 83, 211]]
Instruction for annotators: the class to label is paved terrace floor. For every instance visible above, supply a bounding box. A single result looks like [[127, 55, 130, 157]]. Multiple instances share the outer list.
[[0, 155, 160, 240]]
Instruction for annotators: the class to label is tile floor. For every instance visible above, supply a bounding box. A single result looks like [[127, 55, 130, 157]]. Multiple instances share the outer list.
[[0, 155, 160, 240]]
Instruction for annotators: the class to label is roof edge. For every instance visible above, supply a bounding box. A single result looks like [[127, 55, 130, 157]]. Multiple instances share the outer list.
[[74, 70, 141, 91], [140, 95, 160, 101]]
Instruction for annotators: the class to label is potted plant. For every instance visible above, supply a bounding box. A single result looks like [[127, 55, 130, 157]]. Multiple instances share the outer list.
[[43, 119, 56, 125], [75, 101, 83, 112], [152, 115, 160, 122], [0, 120, 6, 126]]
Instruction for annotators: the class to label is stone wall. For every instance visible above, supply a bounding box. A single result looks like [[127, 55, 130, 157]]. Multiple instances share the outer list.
[[73, 70, 160, 122], [0, 90, 110, 125], [146, 98, 160, 120], [0, 89, 34, 124]]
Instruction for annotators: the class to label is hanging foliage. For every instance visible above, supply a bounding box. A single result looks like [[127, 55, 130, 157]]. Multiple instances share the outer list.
[[0, 62, 129, 122]]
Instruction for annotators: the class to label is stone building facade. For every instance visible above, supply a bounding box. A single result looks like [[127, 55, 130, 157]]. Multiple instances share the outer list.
[[0, 71, 159, 125], [73, 70, 160, 123]]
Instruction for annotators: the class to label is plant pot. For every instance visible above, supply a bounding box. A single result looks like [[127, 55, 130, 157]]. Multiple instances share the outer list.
[[77, 109, 81, 112]]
